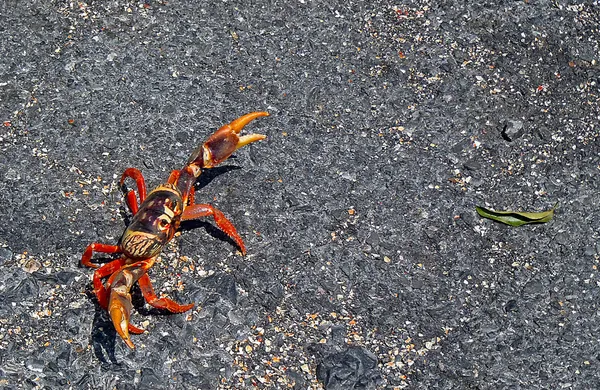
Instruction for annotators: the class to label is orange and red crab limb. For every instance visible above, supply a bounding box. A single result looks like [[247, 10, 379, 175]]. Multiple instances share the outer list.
[[174, 111, 269, 205], [91, 258, 127, 308], [199, 111, 269, 168], [107, 259, 154, 349], [81, 243, 121, 269], [81, 245, 145, 336], [120, 167, 147, 214], [138, 274, 195, 313], [182, 203, 247, 255], [167, 169, 197, 205]]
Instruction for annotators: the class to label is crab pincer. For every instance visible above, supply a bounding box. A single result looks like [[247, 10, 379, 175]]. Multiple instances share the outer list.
[[185, 111, 269, 170]]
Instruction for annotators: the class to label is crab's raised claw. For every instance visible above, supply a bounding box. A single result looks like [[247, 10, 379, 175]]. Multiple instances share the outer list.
[[187, 111, 269, 169]]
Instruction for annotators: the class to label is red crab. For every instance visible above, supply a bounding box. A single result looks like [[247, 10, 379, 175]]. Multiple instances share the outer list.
[[81, 112, 269, 349]]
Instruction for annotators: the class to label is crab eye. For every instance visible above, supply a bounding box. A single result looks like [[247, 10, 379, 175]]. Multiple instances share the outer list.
[[158, 218, 170, 229]]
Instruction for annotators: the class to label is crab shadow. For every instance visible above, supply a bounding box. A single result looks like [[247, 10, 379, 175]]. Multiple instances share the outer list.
[[85, 284, 120, 364], [194, 164, 242, 192], [178, 220, 241, 251]]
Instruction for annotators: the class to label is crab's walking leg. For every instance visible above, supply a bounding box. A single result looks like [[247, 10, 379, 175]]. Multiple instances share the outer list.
[[120, 168, 148, 214], [181, 204, 247, 255], [92, 258, 126, 308], [92, 259, 146, 336], [81, 243, 121, 268], [138, 274, 195, 312], [188, 186, 196, 206]]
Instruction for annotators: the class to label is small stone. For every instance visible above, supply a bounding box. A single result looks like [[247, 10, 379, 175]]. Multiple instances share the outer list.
[[504, 299, 519, 313], [412, 279, 424, 289], [23, 258, 41, 273], [365, 232, 380, 246], [25, 359, 45, 373], [316, 346, 383, 389], [0, 247, 12, 265], [501, 120, 524, 141], [584, 246, 596, 256], [464, 159, 481, 171]]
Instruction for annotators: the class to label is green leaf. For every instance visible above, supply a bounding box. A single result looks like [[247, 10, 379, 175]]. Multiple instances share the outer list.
[[475, 203, 557, 226]]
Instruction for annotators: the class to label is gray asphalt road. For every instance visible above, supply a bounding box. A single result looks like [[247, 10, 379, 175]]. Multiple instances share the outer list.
[[1, 1, 599, 389]]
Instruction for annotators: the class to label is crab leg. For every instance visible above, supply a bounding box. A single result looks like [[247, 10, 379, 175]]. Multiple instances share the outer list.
[[81, 243, 121, 268], [167, 169, 180, 185], [167, 169, 196, 205], [92, 258, 127, 308], [120, 168, 148, 214], [181, 204, 247, 255], [138, 274, 195, 312]]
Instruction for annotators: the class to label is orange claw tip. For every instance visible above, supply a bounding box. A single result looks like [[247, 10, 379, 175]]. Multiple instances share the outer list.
[[229, 111, 271, 133], [124, 338, 136, 350], [110, 303, 135, 349], [236, 134, 267, 150]]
